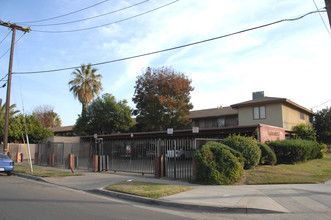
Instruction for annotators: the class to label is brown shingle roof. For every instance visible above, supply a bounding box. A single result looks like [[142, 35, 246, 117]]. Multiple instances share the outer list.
[[50, 125, 74, 133], [231, 97, 315, 115], [188, 107, 238, 119]]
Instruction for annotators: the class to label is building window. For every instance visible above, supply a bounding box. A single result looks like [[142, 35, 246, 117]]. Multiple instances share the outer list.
[[217, 118, 225, 127], [300, 112, 305, 120], [253, 106, 266, 119]]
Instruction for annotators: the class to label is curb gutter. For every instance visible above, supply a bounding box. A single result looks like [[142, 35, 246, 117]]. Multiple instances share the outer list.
[[14, 172, 284, 214], [14, 172, 48, 183], [87, 189, 283, 214]]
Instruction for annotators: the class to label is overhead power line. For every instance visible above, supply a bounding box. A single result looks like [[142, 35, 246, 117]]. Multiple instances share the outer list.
[[0, 21, 30, 155], [0, 32, 26, 60], [0, 30, 11, 45], [16, 0, 110, 24], [32, 0, 179, 33], [311, 99, 331, 109], [0, 74, 8, 82], [311, 0, 331, 37], [24, 0, 149, 27], [12, 9, 325, 75]]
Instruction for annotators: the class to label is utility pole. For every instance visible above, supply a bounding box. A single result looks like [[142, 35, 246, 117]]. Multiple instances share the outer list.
[[326, 0, 331, 28], [0, 20, 30, 154]]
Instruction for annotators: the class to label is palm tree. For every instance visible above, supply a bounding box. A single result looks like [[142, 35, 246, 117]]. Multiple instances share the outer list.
[[0, 98, 19, 119], [68, 63, 103, 114]]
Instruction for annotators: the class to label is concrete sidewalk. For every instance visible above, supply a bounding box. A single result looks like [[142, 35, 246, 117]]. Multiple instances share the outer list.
[[15, 166, 331, 214]]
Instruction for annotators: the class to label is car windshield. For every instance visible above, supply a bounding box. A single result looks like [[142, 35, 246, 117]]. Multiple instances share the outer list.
[[0, 154, 10, 159]]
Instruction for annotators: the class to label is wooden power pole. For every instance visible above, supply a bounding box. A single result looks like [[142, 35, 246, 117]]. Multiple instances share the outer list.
[[326, 0, 331, 28], [0, 20, 30, 154]]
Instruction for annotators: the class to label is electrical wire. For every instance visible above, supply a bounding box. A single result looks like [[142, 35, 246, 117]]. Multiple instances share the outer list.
[[311, 99, 331, 109], [12, 9, 325, 75], [32, 0, 179, 33], [0, 74, 8, 82], [16, 0, 110, 24], [0, 30, 11, 45], [311, 0, 331, 37], [0, 32, 26, 60], [24, 0, 149, 27]]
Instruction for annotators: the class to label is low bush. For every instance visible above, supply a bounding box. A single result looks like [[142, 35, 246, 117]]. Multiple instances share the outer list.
[[268, 139, 322, 164], [222, 135, 261, 169], [319, 143, 328, 158], [258, 143, 277, 165], [193, 142, 244, 185]]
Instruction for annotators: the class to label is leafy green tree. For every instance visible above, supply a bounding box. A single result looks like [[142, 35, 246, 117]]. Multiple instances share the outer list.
[[0, 114, 53, 143], [0, 98, 19, 119], [293, 123, 316, 141], [33, 105, 62, 128], [74, 93, 133, 135], [68, 63, 103, 114], [132, 66, 194, 131], [314, 107, 331, 144]]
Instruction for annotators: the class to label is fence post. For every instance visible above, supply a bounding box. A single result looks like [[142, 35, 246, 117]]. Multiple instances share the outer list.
[[154, 156, 160, 178], [16, 152, 21, 163], [93, 155, 98, 172], [160, 154, 164, 177], [49, 154, 55, 167], [34, 153, 39, 165], [68, 154, 75, 173], [192, 158, 196, 179], [68, 154, 74, 169]]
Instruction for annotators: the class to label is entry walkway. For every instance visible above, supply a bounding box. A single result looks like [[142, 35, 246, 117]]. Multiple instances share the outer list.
[[15, 165, 331, 214]]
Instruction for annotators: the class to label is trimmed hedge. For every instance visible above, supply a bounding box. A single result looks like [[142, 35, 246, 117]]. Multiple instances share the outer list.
[[268, 139, 323, 164], [193, 142, 244, 185], [222, 135, 261, 169], [258, 143, 277, 165]]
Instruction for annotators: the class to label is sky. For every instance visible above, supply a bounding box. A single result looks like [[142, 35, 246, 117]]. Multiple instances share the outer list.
[[0, 0, 330, 126]]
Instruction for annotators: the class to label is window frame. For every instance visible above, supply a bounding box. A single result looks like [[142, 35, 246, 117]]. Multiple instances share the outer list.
[[300, 112, 305, 120], [253, 106, 266, 120]]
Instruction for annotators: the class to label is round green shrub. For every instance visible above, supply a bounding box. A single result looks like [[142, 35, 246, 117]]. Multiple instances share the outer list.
[[222, 134, 261, 169], [268, 139, 322, 164], [258, 143, 277, 165], [193, 142, 244, 185]]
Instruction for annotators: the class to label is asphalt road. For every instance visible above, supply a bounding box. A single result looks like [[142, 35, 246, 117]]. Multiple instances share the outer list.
[[0, 175, 190, 220], [1, 175, 331, 220]]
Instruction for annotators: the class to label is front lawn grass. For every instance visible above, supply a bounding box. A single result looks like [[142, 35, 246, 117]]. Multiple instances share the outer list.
[[244, 153, 331, 184], [105, 181, 194, 199], [14, 165, 83, 177]]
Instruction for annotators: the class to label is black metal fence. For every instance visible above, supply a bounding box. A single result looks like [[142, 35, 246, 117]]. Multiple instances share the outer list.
[[102, 139, 158, 175], [36, 142, 92, 170], [36, 138, 222, 179]]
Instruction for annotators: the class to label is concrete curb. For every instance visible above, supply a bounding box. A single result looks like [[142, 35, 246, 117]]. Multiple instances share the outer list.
[[14, 172, 48, 183], [14, 172, 284, 214], [87, 189, 283, 214]]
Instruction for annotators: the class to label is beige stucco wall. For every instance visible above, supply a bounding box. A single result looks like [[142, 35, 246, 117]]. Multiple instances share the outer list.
[[8, 143, 36, 161], [238, 103, 283, 127], [281, 104, 312, 131], [45, 136, 81, 143]]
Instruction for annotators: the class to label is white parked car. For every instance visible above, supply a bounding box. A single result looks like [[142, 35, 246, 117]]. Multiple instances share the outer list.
[[166, 149, 184, 158], [166, 149, 195, 159]]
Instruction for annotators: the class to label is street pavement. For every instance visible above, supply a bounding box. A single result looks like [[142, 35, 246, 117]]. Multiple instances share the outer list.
[[15, 165, 331, 214]]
